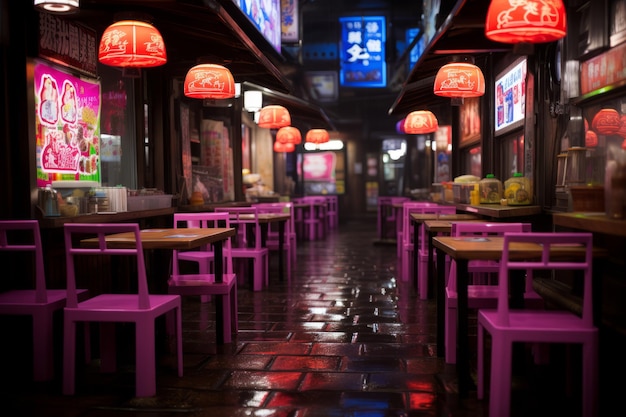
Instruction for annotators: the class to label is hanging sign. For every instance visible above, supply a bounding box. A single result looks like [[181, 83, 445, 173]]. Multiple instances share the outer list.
[[339, 16, 387, 88]]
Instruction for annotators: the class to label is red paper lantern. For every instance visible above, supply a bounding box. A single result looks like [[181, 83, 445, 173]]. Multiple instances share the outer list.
[[258, 105, 291, 129], [485, 0, 567, 44], [618, 115, 626, 139], [592, 108, 621, 135], [305, 129, 330, 144], [184, 64, 236, 99], [403, 110, 438, 134], [99, 20, 167, 67], [434, 62, 485, 98], [273, 141, 295, 152], [276, 126, 301, 145], [585, 130, 598, 148]]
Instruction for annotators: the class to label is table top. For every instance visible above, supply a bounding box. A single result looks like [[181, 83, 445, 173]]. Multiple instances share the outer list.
[[410, 213, 480, 224], [552, 212, 626, 237], [236, 213, 290, 223], [81, 227, 235, 250], [424, 219, 488, 233], [432, 235, 593, 261]]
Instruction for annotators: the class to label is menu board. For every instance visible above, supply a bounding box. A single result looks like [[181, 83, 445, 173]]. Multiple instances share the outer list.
[[34, 60, 101, 187]]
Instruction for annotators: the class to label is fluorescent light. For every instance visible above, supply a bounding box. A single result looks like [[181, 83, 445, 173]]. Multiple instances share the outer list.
[[304, 139, 344, 151]]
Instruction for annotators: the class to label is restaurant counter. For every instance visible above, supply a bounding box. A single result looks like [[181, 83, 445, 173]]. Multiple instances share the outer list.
[[38, 207, 176, 228]]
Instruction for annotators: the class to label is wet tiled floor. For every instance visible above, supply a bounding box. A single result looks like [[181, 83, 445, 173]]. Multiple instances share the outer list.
[[0, 214, 613, 416]]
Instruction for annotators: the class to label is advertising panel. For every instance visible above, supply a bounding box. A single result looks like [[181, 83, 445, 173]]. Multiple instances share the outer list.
[[494, 57, 527, 136], [34, 60, 101, 187], [339, 16, 386, 88]]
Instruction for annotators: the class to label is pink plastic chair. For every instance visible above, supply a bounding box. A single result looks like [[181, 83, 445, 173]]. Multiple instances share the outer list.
[[62, 223, 183, 397], [215, 206, 269, 291], [444, 222, 543, 363], [397, 201, 438, 264], [325, 195, 339, 230], [0, 220, 88, 381], [254, 202, 295, 282], [477, 232, 598, 417], [294, 196, 327, 240], [169, 212, 238, 344], [400, 203, 455, 296], [377, 196, 409, 241]]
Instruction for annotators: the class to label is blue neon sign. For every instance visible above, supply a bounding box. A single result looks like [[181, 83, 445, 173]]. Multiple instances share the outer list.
[[339, 16, 386, 88]]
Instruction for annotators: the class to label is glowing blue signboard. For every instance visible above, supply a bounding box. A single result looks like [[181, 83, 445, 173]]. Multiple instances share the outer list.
[[339, 16, 386, 88]]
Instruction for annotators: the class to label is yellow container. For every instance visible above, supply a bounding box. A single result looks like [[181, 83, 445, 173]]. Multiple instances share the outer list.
[[479, 174, 502, 204], [504, 173, 533, 205]]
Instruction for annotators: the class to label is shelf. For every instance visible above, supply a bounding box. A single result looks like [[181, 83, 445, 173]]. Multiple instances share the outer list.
[[451, 203, 542, 218], [552, 212, 626, 237]]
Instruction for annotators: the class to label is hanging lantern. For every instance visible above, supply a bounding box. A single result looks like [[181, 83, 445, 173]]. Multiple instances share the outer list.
[[34, 0, 79, 13], [184, 64, 236, 99], [276, 126, 302, 145], [585, 130, 598, 148], [592, 108, 621, 135], [403, 110, 438, 134], [273, 141, 296, 153], [617, 115, 626, 139], [98, 20, 167, 67], [258, 105, 291, 129], [485, 0, 567, 44], [434, 62, 485, 98], [305, 129, 330, 144]]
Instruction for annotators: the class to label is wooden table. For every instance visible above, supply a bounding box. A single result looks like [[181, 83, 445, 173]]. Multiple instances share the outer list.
[[431, 235, 594, 398], [410, 213, 481, 295], [82, 227, 236, 344]]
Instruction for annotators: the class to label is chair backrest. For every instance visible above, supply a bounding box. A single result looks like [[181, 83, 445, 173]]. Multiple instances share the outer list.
[[254, 202, 295, 236], [172, 211, 233, 274], [214, 206, 264, 249], [0, 220, 47, 302], [325, 195, 338, 212], [496, 232, 594, 327], [402, 202, 455, 246], [448, 222, 533, 290], [451, 222, 532, 238], [63, 223, 149, 309]]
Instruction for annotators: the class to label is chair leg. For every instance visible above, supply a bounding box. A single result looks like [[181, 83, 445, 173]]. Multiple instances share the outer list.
[[32, 310, 54, 381], [62, 318, 77, 395], [220, 293, 232, 344], [135, 318, 156, 397], [582, 336, 599, 417], [175, 306, 183, 377], [489, 335, 513, 417], [445, 302, 457, 364], [418, 251, 428, 300], [477, 321, 484, 399], [231, 286, 238, 334]]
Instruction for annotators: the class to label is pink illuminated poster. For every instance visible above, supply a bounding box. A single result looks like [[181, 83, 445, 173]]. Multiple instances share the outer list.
[[34, 60, 101, 187], [302, 152, 336, 181]]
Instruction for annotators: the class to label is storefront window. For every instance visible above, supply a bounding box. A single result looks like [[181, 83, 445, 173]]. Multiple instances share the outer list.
[[99, 65, 137, 188]]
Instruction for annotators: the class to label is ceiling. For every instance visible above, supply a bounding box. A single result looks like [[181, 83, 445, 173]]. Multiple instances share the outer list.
[[72, 0, 294, 93], [69, 0, 514, 135], [386, 0, 512, 117]]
